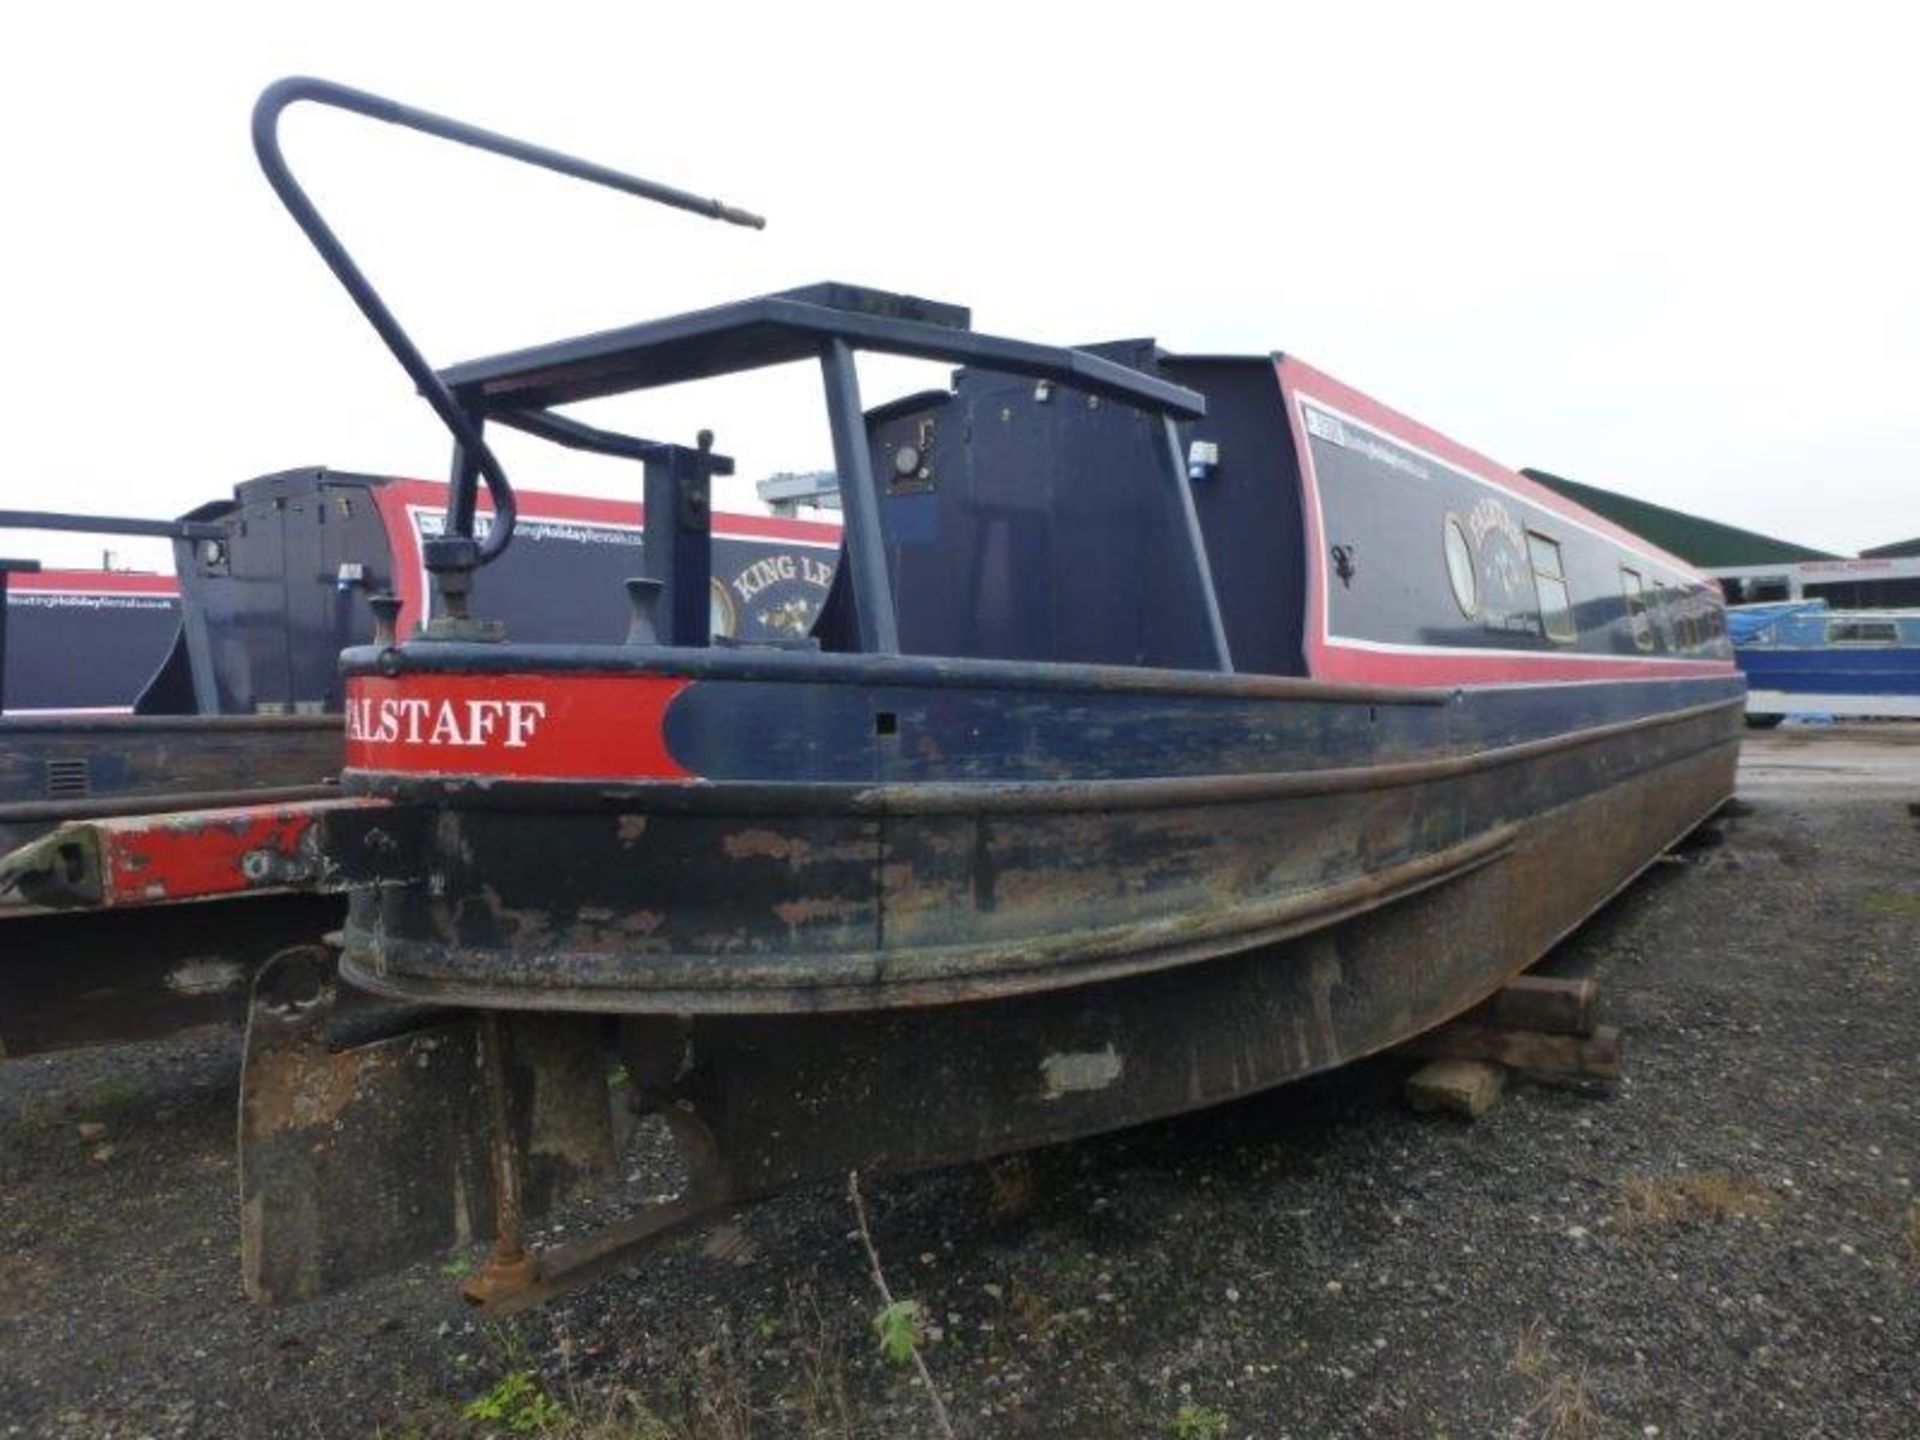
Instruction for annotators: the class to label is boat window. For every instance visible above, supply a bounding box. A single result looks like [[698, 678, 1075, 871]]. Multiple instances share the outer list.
[[1526, 531, 1576, 643], [1828, 619, 1900, 644], [1443, 515, 1478, 618], [1655, 584, 1687, 650], [1620, 567, 1652, 650], [1674, 591, 1697, 650]]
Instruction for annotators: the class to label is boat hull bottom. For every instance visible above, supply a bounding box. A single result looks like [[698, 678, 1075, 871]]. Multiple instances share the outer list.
[[254, 736, 1735, 1301], [631, 737, 1736, 1191]]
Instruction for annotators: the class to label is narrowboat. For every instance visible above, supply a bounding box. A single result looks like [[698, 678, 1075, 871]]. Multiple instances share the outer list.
[[1730, 600, 1920, 723], [1, 565, 182, 716], [0, 471, 837, 1054], [3, 80, 1745, 1304]]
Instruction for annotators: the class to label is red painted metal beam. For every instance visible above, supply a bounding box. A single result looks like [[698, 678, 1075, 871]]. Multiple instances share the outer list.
[[0, 798, 385, 910]]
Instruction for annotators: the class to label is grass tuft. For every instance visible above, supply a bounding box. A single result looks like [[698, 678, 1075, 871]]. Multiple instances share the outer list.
[[1523, 1363, 1601, 1440], [1512, 1322, 1603, 1440], [1616, 1172, 1779, 1233]]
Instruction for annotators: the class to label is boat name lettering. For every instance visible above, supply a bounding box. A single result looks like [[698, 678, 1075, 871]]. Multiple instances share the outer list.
[[732, 552, 834, 603], [345, 695, 549, 748], [1463, 495, 1525, 554]]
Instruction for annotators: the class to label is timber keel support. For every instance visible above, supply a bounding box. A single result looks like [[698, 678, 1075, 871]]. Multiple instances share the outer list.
[[1401, 974, 1621, 1117]]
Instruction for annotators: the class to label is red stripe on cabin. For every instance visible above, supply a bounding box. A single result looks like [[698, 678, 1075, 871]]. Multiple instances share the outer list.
[[1276, 357, 1705, 580], [1277, 359, 1337, 686], [370, 478, 843, 638], [1275, 356, 1735, 689], [344, 672, 693, 781], [368, 483, 431, 638], [7, 570, 179, 597], [376, 479, 843, 543]]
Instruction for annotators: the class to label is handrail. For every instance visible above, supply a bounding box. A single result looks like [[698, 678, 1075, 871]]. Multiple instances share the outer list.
[[250, 76, 765, 568], [0, 509, 225, 543]]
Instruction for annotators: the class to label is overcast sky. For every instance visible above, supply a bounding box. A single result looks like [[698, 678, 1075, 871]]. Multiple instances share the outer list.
[[3, 2, 1913, 573]]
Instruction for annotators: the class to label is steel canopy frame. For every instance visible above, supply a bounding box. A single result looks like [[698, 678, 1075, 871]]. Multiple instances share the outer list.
[[251, 76, 1232, 671]]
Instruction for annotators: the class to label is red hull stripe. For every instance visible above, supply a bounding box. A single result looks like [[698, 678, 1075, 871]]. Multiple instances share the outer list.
[[1310, 648, 1734, 687], [345, 673, 693, 781]]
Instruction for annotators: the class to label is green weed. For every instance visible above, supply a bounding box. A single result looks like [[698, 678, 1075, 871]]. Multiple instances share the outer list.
[[871, 1299, 924, 1368], [464, 1369, 567, 1434], [1170, 1401, 1230, 1439]]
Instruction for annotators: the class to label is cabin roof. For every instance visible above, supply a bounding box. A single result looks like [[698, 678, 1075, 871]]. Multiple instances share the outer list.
[[436, 282, 1205, 420]]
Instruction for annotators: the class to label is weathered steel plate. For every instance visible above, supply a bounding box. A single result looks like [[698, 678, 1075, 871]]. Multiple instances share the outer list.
[[238, 946, 614, 1303]]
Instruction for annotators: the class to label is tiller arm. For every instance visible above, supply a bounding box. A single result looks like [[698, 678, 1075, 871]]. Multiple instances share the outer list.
[[251, 76, 765, 577]]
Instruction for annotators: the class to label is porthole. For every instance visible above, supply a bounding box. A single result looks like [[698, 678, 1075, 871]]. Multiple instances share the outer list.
[[1443, 514, 1478, 618]]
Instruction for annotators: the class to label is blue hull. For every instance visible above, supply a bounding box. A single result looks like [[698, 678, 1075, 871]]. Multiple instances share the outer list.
[[1737, 646, 1920, 697]]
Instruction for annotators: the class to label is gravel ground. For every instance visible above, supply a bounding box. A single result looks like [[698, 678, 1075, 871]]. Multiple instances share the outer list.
[[2, 726, 1915, 1438]]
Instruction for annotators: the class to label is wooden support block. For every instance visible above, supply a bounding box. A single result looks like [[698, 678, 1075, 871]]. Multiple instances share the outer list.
[[1471, 976, 1602, 1037], [1406, 1058, 1507, 1118], [1399, 1022, 1623, 1081]]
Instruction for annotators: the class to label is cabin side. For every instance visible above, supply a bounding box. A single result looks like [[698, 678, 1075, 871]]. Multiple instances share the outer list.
[[1278, 357, 1734, 686], [858, 343, 1306, 674], [1, 570, 181, 714], [149, 470, 844, 717], [852, 348, 1732, 685]]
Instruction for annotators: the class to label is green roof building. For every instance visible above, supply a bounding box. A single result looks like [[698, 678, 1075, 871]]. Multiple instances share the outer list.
[[1521, 468, 1838, 568], [1861, 537, 1920, 560]]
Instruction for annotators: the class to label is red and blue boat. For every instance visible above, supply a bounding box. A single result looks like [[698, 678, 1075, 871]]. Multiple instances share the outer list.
[[1, 80, 1745, 1303]]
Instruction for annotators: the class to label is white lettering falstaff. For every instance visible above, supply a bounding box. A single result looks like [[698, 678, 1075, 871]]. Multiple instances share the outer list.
[[346, 696, 548, 749]]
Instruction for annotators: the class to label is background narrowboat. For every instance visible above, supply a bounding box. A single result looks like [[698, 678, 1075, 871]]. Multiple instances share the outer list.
[[1729, 600, 1920, 723], [0, 468, 838, 1055], [1, 567, 181, 715]]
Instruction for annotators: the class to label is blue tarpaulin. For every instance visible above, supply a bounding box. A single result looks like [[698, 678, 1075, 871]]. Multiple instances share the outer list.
[[1726, 600, 1826, 645]]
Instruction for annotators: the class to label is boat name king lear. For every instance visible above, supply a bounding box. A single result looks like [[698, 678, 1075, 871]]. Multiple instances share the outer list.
[[732, 552, 834, 603], [345, 696, 548, 748]]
